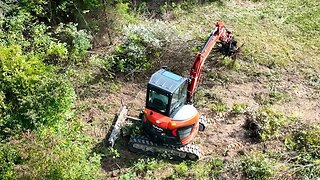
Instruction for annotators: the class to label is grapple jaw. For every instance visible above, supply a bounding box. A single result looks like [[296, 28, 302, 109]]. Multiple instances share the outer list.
[[220, 36, 239, 56]]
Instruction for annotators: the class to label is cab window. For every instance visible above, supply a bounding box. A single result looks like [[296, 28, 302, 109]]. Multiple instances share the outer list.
[[170, 83, 187, 114], [147, 88, 169, 114]]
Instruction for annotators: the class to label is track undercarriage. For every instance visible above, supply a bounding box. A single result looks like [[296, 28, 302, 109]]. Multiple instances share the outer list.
[[107, 106, 204, 161], [128, 135, 202, 160]]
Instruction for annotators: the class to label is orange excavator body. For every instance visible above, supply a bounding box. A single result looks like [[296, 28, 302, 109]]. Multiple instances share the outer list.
[[141, 21, 236, 147]]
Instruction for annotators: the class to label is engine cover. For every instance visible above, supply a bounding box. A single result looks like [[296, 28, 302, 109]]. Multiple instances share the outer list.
[[171, 105, 198, 121]]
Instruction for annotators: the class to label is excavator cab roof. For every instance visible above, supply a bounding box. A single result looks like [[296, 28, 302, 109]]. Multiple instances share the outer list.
[[146, 69, 188, 116], [148, 69, 187, 93]]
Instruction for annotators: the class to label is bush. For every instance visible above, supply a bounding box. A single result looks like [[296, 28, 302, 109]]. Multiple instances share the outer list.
[[14, 121, 101, 179], [55, 23, 92, 62], [242, 153, 274, 180], [175, 162, 188, 176], [0, 45, 75, 138], [0, 144, 20, 180], [1, 4, 92, 66], [208, 158, 224, 178], [109, 21, 178, 73], [245, 107, 297, 141]]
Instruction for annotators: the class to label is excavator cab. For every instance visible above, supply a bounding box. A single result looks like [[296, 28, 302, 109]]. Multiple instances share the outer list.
[[146, 69, 188, 116]]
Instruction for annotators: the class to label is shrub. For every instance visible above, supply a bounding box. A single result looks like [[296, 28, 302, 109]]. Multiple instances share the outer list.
[[55, 23, 92, 62], [217, 57, 241, 70], [14, 121, 101, 179], [0, 144, 20, 180], [0, 45, 75, 138], [1, 4, 92, 66], [109, 21, 178, 73], [133, 158, 161, 176], [244, 107, 297, 141], [175, 162, 188, 176]]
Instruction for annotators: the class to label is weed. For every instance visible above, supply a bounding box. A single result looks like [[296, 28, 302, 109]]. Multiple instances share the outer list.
[[110, 21, 179, 73], [122, 121, 143, 136], [245, 107, 298, 141], [218, 57, 241, 70], [285, 126, 320, 178], [106, 147, 121, 158], [107, 81, 121, 92], [254, 87, 289, 105], [210, 100, 228, 113], [209, 158, 225, 178], [174, 161, 188, 177], [120, 171, 136, 180], [306, 74, 320, 89], [231, 103, 248, 114], [209, 72, 231, 86], [133, 158, 161, 177], [242, 153, 274, 180]]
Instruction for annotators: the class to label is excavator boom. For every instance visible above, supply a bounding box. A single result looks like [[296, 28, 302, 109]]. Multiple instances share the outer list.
[[187, 21, 234, 102]]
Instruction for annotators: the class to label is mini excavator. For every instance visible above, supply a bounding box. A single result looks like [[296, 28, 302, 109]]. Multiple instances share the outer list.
[[108, 21, 239, 160]]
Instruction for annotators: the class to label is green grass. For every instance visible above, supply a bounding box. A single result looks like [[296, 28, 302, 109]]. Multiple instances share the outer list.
[[171, 0, 320, 72], [254, 87, 289, 105], [285, 126, 320, 178], [245, 107, 298, 141]]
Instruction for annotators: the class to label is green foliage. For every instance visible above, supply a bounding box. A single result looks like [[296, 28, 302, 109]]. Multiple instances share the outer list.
[[0, 46, 75, 138], [306, 74, 320, 89], [185, 158, 224, 179], [120, 171, 136, 180], [208, 158, 225, 178], [218, 57, 241, 70], [232, 103, 248, 114], [109, 21, 177, 73], [287, 127, 320, 155], [122, 121, 143, 136], [133, 158, 161, 177], [210, 100, 227, 113], [254, 86, 289, 105], [18, 0, 102, 24], [1, 2, 93, 66], [285, 126, 320, 178], [15, 121, 101, 179], [55, 23, 92, 62], [107, 147, 121, 158], [242, 153, 274, 180], [0, 144, 19, 180], [174, 162, 188, 176], [256, 107, 297, 140]]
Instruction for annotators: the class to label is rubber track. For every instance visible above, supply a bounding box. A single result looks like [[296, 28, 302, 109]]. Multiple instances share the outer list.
[[128, 135, 201, 160]]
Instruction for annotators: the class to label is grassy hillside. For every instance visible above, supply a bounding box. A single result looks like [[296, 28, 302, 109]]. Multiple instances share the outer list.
[[0, 0, 319, 179], [81, 0, 319, 179]]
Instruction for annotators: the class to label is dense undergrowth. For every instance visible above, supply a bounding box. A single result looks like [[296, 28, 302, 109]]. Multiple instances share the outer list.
[[0, 0, 319, 179]]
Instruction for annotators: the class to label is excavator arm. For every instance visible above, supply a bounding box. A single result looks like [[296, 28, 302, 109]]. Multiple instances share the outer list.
[[187, 21, 235, 102]]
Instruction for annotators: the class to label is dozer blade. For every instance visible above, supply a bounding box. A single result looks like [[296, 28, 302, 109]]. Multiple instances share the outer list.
[[107, 106, 128, 147], [128, 135, 202, 161]]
